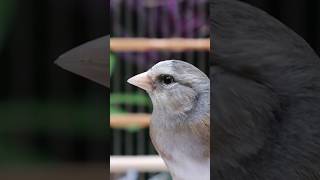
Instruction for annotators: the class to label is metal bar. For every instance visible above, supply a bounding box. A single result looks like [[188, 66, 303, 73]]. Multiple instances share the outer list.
[[111, 38, 210, 52], [110, 155, 167, 173], [110, 113, 151, 129]]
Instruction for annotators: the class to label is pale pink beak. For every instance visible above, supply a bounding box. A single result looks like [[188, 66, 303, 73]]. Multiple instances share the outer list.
[[127, 71, 153, 91]]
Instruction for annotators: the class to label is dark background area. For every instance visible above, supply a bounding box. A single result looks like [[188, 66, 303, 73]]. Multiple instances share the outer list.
[[242, 0, 320, 53], [0, 0, 108, 179]]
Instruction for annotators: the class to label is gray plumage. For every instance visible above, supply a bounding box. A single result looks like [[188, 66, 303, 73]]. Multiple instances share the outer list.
[[128, 60, 210, 180]]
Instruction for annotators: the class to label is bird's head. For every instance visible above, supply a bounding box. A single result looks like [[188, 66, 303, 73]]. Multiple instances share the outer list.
[[128, 60, 209, 127]]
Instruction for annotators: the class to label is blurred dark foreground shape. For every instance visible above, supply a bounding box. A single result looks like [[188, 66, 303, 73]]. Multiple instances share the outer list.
[[55, 35, 109, 87], [0, 165, 106, 180], [0, 0, 109, 179]]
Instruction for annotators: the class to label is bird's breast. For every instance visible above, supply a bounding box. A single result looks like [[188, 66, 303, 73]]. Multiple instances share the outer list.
[[167, 157, 210, 180], [150, 125, 210, 180]]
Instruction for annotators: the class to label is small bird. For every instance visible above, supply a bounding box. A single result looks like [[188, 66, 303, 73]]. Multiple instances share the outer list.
[[128, 60, 210, 180]]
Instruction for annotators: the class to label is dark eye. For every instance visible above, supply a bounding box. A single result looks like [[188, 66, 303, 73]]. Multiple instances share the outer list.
[[160, 75, 175, 85]]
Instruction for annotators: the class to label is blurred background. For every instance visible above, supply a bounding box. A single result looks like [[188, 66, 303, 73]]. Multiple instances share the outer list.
[[241, 0, 320, 52], [110, 0, 209, 180], [0, 0, 108, 179], [1, 0, 320, 180]]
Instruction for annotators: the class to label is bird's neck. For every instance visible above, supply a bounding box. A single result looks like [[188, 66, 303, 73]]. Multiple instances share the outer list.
[[151, 91, 209, 129], [150, 90, 210, 162]]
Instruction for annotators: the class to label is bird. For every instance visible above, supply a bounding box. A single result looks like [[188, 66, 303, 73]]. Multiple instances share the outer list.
[[127, 60, 210, 180], [55, 35, 109, 87], [211, 0, 320, 179]]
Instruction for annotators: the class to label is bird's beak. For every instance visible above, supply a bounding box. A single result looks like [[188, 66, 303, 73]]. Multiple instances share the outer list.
[[127, 71, 153, 91], [55, 36, 109, 87]]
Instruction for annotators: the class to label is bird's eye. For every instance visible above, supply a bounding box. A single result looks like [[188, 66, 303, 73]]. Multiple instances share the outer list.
[[159, 75, 175, 85]]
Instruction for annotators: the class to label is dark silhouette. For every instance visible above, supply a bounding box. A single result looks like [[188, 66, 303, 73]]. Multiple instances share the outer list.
[[211, 0, 320, 179]]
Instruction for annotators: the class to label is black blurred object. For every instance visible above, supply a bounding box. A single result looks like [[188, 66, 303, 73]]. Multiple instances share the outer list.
[[55, 35, 109, 87], [0, 0, 109, 179], [211, 0, 320, 179]]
